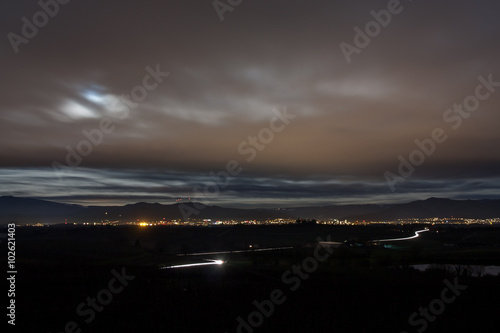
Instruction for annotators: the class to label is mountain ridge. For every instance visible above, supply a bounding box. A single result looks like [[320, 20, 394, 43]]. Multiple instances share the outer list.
[[1, 196, 499, 224]]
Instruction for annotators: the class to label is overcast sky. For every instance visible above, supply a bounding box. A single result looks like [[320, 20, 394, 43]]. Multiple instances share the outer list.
[[1, 0, 499, 207]]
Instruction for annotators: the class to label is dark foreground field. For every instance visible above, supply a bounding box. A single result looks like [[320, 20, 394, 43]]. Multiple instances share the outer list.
[[5, 224, 500, 332]]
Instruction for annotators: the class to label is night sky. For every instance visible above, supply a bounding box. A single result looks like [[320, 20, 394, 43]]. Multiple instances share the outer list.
[[1, 0, 499, 207]]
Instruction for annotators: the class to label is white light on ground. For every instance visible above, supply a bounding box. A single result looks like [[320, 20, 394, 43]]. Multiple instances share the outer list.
[[161, 259, 225, 269], [374, 228, 429, 242]]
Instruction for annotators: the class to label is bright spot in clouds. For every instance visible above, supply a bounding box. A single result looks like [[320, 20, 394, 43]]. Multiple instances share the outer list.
[[60, 100, 99, 119], [83, 90, 106, 104]]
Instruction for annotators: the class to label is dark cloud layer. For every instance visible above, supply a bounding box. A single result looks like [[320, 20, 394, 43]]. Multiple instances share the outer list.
[[1, 0, 499, 206]]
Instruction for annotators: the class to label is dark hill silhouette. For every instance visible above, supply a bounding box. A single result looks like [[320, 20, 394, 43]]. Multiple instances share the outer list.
[[283, 204, 386, 220], [347, 197, 500, 221], [0, 196, 291, 224], [1, 196, 499, 224]]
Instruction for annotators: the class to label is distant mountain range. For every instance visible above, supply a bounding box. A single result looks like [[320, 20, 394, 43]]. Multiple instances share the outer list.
[[347, 197, 500, 221], [0, 196, 289, 224], [1, 196, 499, 224]]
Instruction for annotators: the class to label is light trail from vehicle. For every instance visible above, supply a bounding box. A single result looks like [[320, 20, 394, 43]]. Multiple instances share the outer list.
[[160, 259, 225, 269], [373, 228, 429, 242]]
